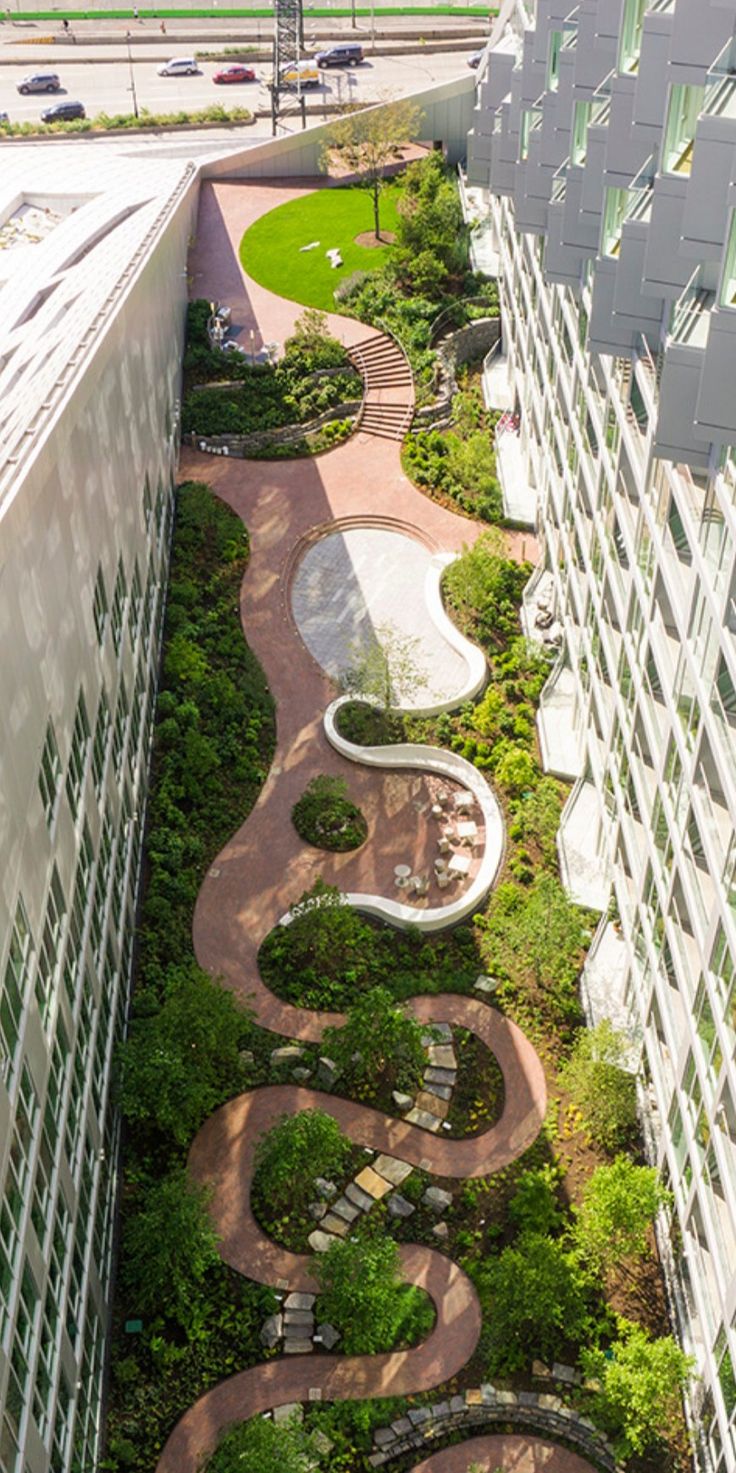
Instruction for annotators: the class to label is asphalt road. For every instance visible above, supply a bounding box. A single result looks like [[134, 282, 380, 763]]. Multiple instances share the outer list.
[[0, 44, 473, 120]]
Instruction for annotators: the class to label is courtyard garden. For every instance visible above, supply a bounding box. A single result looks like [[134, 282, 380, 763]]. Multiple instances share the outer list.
[[105, 159, 694, 1473]]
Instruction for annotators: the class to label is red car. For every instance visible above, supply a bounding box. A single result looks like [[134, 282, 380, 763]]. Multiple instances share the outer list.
[[213, 64, 257, 84]]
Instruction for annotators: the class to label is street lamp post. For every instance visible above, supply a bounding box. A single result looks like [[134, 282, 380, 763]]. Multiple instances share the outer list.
[[125, 32, 139, 119]]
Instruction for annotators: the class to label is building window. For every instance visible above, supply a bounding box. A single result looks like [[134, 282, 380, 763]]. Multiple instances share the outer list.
[[719, 209, 736, 308], [571, 100, 591, 165], [35, 867, 66, 1028], [112, 680, 129, 779], [602, 187, 629, 256], [91, 687, 110, 798], [662, 84, 704, 175], [110, 557, 127, 657], [0, 900, 34, 1086], [38, 721, 62, 828], [65, 691, 90, 818], [129, 560, 142, 645], [619, 0, 646, 73], [547, 29, 562, 92], [143, 475, 153, 531], [92, 566, 108, 647]]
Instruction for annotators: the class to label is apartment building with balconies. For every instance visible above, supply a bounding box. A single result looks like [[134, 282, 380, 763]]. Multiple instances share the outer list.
[[467, 1, 736, 1467], [0, 149, 196, 1473]]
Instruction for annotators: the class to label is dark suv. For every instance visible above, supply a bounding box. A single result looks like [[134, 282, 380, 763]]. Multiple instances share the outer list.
[[315, 43, 364, 67], [41, 100, 86, 122]]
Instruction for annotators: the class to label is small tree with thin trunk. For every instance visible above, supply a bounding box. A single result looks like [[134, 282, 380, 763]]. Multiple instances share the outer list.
[[341, 621, 429, 710], [320, 97, 423, 240]]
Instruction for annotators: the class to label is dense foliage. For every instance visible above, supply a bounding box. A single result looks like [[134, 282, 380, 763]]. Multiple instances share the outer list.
[[574, 1157, 670, 1272], [291, 774, 368, 851], [106, 485, 276, 1471], [254, 1109, 351, 1216], [403, 373, 503, 523], [581, 1319, 693, 1460], [315, 1236, 433, 1355], [208, 1415, 325, 1473], [182, 306, 361, 438], [474, 1231, 593, 1374], [322, 986, 426, 1100], [559, 1018, 639, 1152]]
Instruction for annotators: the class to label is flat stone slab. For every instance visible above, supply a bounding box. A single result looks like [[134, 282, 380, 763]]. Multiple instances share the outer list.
[[424, 1081, 452, 1101], [373, 1155, 413, 1186], [405, 1107, 442, 1132], [424, 1066, 456, 1087], [474, 975, 499, 993], [465, 1389, 483, 1406], [424, 1023, 453, 1042], [284, 1310, 314, 1328], [354, 1166, 393, 1199], [316, 1322, 340, 1350], [392, 1091, 413, 1111], [284, 1339, 314, 1354], [308, 1230, 334, 1253], [391, 1417, 413, 1436], [308, 1201, 327, 1221], [415, 1090, 449, 1119], [330, 1196, 360, 1223], [432, 1221, 449, 1240], [271, 1045, 305, 1065], [314, 1178, 337, 1199], [387, 1193, 415, 1219], [408, 1407, 432, 1426], [345, 1182, 374, 1211], [427, 1045, 457, 1069], [284, 1292, 315, 1311], [260, 1313, 282, 1348], [321, 1213, 349, 1236], [273, 1402, 304, 1424], [374, 1427, 397, 1447], [422, 1186, 453, 1213]]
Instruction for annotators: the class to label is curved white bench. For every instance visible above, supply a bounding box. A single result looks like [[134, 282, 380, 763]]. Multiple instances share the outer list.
[[286, 695, 504, 934]]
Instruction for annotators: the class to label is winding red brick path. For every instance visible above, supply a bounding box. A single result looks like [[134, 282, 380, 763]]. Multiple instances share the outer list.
[[409, 1435, 599, 1471], [154, 179, 577, 1473]]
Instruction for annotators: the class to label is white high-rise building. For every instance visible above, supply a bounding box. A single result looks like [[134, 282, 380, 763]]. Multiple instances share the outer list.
[[0, 148, 195, 1473], [466, 1, 736, 1467]]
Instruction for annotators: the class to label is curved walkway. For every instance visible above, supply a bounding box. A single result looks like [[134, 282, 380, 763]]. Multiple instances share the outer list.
[[156, 178, 590, 1473], [410, 1434, 600, 1472]]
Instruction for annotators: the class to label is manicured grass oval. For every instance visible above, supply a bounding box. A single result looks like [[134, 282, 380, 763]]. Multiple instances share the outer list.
[[240, 184, 400, 311]]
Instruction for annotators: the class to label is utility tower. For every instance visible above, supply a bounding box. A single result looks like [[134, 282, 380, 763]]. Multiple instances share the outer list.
[[270, 0, 306, 136]]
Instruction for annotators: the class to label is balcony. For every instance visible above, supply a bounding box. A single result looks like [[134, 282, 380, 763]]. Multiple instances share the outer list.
[[495, 415, 537, 527], [557, 777, 612, 912], [537, 658, 584, 781], [580, 918, 634, 1035]]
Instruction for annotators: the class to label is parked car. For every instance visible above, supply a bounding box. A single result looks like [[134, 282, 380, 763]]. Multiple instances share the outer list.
[[17, 72, 61, 94], [467, 49, 486, 69], [41, 99, 85, 121], [157, 57, 198, 77], [213, 64, 256, 84], [277, 61, 320, 89], [314, 43, 364, 67]]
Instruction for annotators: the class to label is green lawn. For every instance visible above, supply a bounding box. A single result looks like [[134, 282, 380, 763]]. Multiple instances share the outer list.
[[239, 185, 400, 312]]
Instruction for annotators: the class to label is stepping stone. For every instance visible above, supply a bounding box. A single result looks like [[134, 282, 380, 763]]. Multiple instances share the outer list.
[[480, 1384, 496, 1404], [312, 1429, 334, 1454], [308, 1230, 334, 1253], [284, 1310, 314, 1328], [449, 1395, 466, 1414], [423, 1082, 452, 1101], [391, 1417, 413, 1436], [316, 1322, 340, 1350], [422, 1186, 453, 1214], [292, 1067, 312, 1082], [321, 1212, 349, 1236], [432, 1221, 449, 1241], [260, 1313, 282, 1348], [271, 1045, 304, 1065], [427, 1045, 456, 1069], [374, 1428, 397, 1448], [465, 1389, 483, 1406], [392, 1091, 413, 1111], [345, 1182, 374, 1211], [387, 1193, 415, 1219], [330, 1196, 360, 1223], [408, 1407, 432, 1426], [239, 1048, 255, 1066], [552, 1361, 579, 1384], [424, 1066, 456, 1087], [273, 1402, 303, 1424], [308, 1201, 327, 1221], [373, 1155, 413, 1187], [405, 1107, 442, 1132], [284, 1292, 315, 1311], [284, 1339, 313, 1354], [314, 1178, 337, 1199], [317, 1056, 338, 1087], [430, 1400, 450, 1419], [423, 1023, 452, 1043], [532, 1359, 549, 1378], [354, 1166, 393, 1200], [415, 1090, 449, 1119]]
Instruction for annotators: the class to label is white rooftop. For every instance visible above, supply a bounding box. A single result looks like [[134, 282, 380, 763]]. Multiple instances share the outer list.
[[0, 147, 196, 517]]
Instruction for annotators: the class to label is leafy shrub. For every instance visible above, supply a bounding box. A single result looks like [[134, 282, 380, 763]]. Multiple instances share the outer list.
[[322, 986, 426, 1098], [254, 1109, 351, 1215], [475, 1231, 593, 1374], [315, 1236, 433, 1354], [573, 1157, 670, 1271], [508, 1164, 563, 1236], [292, 775, 368, 851], [559, 1019, 638, 1152], [581, 1318, 693, 1460], [208, 1413, 324, 1473], [121, 1172, 220, 1331]]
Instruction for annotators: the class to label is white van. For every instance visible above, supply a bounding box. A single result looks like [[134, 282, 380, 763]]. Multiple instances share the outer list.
[[157, 57, 198, 77]]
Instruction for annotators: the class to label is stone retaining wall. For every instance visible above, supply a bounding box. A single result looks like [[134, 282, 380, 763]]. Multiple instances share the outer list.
[[368, 1384, 623, 1472], [414, 316, 500, 428], [189, 400, 361, 457]]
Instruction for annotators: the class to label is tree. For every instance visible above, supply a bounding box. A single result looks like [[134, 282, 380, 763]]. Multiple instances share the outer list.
[[118, 963, 251, 1148], [443, 533, 528, 647], [322, 986, 426, 1096], [320, 97, 423, 240], [508, 1163, 563, 1236], [581, 1318, 693, 1460], [263, 878, 376, 997], [477, 1232, 591, 1374], [574, 1157, 670, 1272], [121, 1171, 220, 1330], [559, 1019, 638, 1151], [341, 621, 429, 710], [254, 1108, 350, 1214], [315, 1235, 426, 1354], [208, 1413, 322, 1473], [478, 875, 585, 990]]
